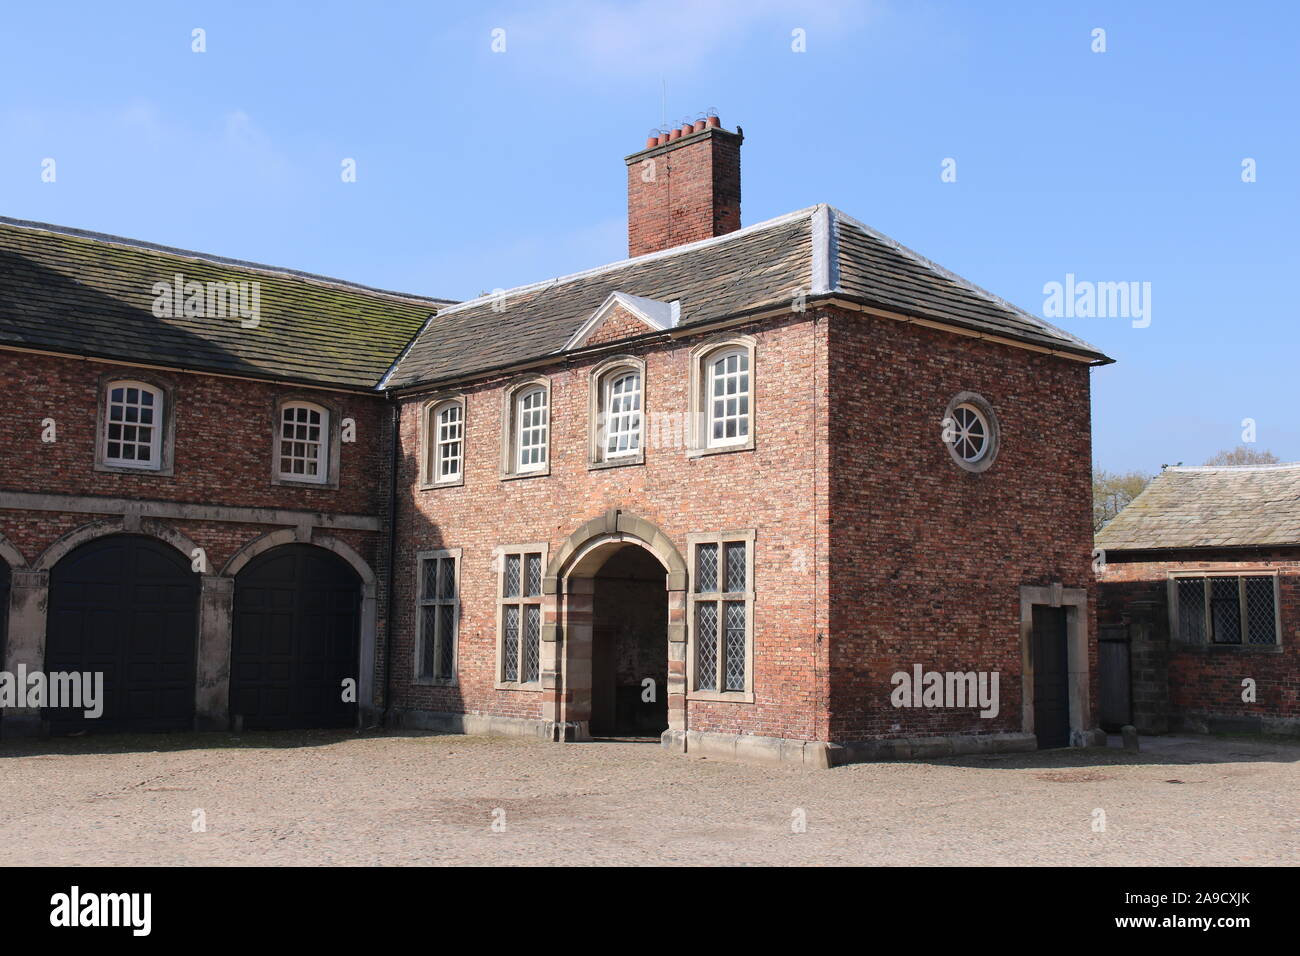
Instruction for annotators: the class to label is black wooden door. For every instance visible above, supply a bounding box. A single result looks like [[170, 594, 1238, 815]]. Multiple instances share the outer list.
[[0, 558, 9, 671], [1031, 605, 1071, 749], [45, 535, 199, 733], [231, 545, 360, 730], [1098, 625, 1132, 731]]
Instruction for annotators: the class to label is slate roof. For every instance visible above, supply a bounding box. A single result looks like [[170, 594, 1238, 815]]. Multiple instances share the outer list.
[[0, 217, 446, 389], [385, 205, 1108, 389], [1095, 464, 1300, 551], [1, 204, 1110, 393]]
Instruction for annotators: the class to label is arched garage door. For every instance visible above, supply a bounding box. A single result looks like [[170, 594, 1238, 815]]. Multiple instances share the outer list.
[[231, 545, 360, 730], [45, 534, 199, 733], [0, 557, 9, 679]]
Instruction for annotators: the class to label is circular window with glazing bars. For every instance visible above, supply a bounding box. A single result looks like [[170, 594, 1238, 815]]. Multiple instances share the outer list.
[[943, 392, 999, 472]]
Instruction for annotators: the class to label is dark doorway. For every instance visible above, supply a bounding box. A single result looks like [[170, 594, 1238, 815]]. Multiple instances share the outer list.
[[589, 546, 668, 737], [45, 534, 199, 733], [0, 558, 6, 734], [1031, 605, 1071, 748], [1097, 625, 1132, 731], [0, 557, 9, 672], [231, 545, 360, 731]]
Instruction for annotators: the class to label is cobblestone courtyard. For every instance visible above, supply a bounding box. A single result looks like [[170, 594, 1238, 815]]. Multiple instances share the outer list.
[[0, 731, 1294, 866]]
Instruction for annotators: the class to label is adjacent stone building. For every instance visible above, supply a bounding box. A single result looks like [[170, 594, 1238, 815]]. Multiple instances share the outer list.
[[0, 117, 1111, 765], [1096, 464, 1300, 737]]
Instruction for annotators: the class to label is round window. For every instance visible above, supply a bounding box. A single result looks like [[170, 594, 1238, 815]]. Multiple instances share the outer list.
[[951, 403, 990, 462], [943, 392, 999, 473]]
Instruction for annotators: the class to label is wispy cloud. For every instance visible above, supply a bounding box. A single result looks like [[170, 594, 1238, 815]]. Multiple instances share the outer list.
[[502, 0, 880, 78]]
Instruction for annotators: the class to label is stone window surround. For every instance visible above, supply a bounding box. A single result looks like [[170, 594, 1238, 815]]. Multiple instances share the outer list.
[[418, 394, 467, 489], [494, 542, 549, 690], [270, 393, 342, 490], [414, 547, 461, 686], [1018, 584, 1092, 747], [687, 335, 757, 458], [93, 370, 177, 477], [587, 354, 647, 470], [943, 390, 1000, 473], [685, 529, 756, 703], [500, 376, 551, 480], [1166, 569, 1282, 649]]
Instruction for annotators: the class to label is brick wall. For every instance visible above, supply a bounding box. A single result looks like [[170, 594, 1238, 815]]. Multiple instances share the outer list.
[[390, 310, 830, 741], [1098, 553, 1300, 728], [827, 311, 1097, 741], [585, 306, 655, 347], [0, 350, 386, 571]]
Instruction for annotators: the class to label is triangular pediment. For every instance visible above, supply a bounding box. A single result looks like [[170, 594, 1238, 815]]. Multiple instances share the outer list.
[[563, 291, 680, 351]]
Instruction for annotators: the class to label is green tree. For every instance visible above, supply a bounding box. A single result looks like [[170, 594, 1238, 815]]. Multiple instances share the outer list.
[[1093, 468, 1152, 532], [1203, 446, 1281, 466]]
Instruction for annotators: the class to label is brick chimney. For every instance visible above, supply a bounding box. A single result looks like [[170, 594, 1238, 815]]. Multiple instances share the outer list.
[[624, 114, 742, 258]]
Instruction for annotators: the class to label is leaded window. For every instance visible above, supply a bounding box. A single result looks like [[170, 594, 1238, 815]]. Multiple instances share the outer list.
[[417, 551, 458, 681], [689, 535, 753, 696], [499, 547, 545, 685], [1172, 574, 1279, 646]]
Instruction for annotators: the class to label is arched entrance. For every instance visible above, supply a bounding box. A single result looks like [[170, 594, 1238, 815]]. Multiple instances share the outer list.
[[231, 544, 361, 730], [0, 557, 9, 664], [589, 545, 668, 736], [45, 533, 199, 733], [544, 510, 688, 742]]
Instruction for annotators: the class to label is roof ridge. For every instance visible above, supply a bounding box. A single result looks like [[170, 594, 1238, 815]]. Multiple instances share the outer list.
[[829, 207, 1101, 354], [1166, 463, 1300, 473], [0, 215, 455, 308], [426, 205, 821, 320]]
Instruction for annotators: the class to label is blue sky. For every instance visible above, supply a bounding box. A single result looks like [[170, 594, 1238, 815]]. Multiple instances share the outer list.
[[1, 1, 1295, 474]]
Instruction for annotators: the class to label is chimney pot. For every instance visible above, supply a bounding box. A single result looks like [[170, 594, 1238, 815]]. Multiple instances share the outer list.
[[627, 116, 743, 258]]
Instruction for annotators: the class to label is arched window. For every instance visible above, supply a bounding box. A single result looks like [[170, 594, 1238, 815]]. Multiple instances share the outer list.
[[688, 338, 756, 456], [102, 380, 164, 468], [427, 399, 465, 484], [603, 370, 642, 457], [706, 347, 750, 447], [277, 401, 330, 482], [589, 357, 646, 466], [514, 385, 549, 474]]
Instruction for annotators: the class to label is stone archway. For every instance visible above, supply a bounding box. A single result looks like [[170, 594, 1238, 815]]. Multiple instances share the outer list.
[[222, 529, 379, 725], [3, 519, 203, 734], [542, 510, 687, 742]]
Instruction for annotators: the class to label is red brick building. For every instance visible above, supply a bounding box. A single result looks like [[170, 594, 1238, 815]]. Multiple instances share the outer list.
[[1096, 465, 1300, 737], [0, 117, 1111, 766]]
